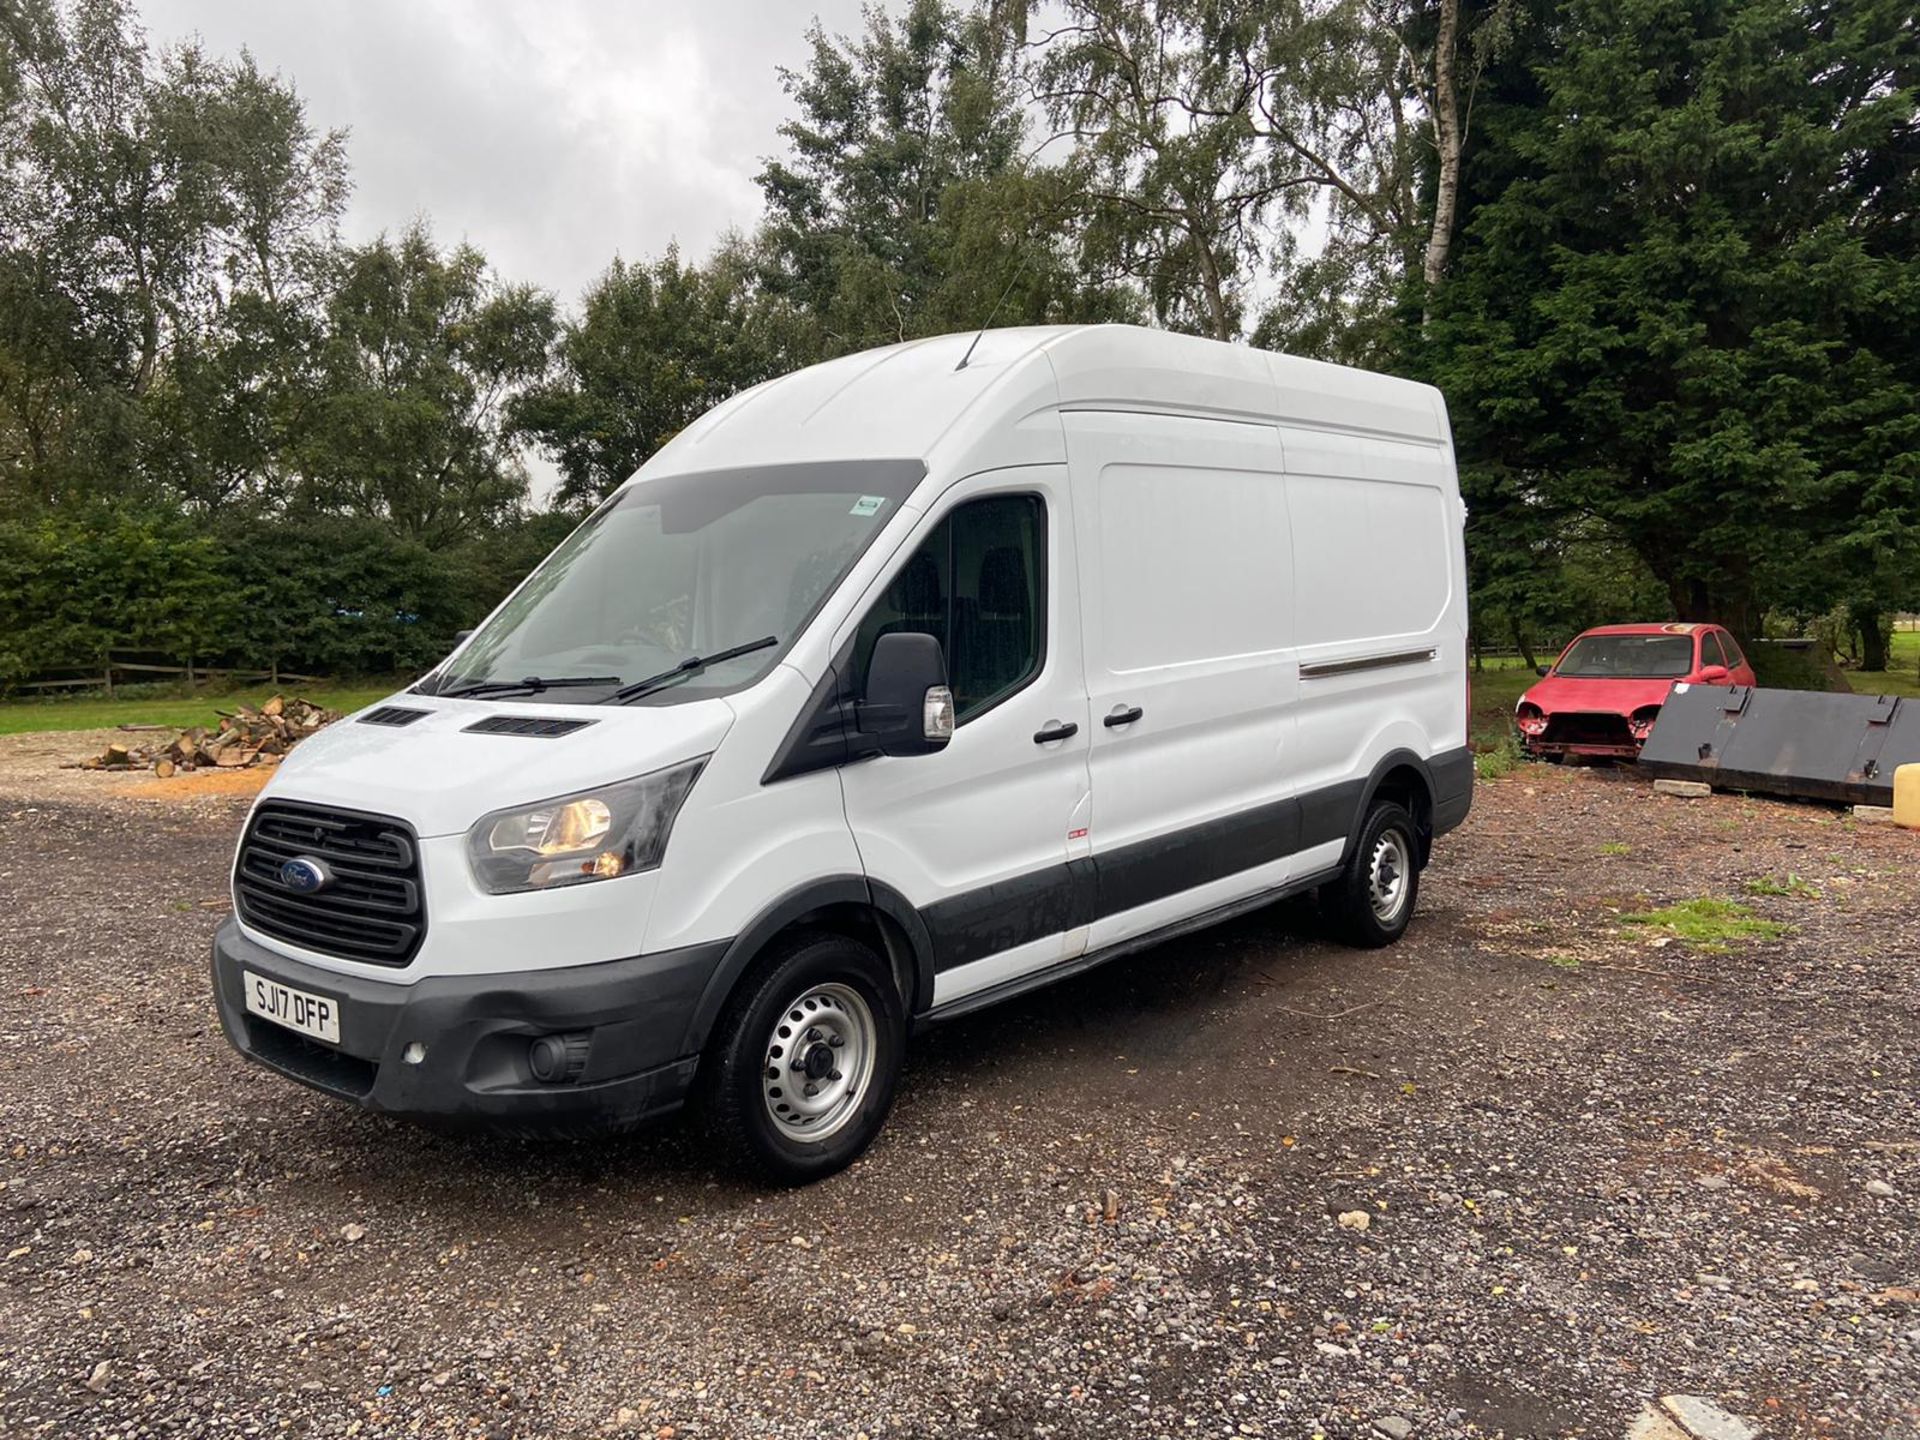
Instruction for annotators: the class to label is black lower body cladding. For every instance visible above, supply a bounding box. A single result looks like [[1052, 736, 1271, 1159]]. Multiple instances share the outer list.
[[1430, 744, 1474, 835], [209, 920, 728, 1136]]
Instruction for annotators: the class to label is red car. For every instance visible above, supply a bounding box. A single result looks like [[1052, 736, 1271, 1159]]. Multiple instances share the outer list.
[[1514, 623, 1757, 760]]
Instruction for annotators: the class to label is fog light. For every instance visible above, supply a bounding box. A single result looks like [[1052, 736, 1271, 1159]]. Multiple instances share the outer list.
[[528, 1032, 590, 1084], [402, 1042, 427, 1066]]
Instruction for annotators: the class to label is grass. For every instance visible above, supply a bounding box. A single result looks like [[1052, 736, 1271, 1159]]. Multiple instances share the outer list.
[[1845, 625, 1920, 700], [1474, 735, 1525, 781], [0, 682, 399, 735], [1620, 897, 1793, 952], [1743, 873, 1820, 900], [1469, 660, 1537, 750], [1599, 841, 1632, 856]]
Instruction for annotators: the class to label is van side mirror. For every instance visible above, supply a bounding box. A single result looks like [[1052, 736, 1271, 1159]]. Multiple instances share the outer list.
[[1700, 664, 1730, 685], [454, 628, 474, 646], [859, 633, 954, 757], [1535, 664, 1551, 677]]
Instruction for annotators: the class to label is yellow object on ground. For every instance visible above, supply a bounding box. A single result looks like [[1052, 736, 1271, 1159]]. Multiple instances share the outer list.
[[1896, 762, 1920, 830]]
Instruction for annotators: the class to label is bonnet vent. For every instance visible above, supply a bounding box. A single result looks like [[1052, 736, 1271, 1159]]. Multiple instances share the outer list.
[[461, 715, 598, 739], [359, 706, 430, 727]]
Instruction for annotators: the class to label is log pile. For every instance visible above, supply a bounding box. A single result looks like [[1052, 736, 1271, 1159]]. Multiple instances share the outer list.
[[69, 696, 339, 775]]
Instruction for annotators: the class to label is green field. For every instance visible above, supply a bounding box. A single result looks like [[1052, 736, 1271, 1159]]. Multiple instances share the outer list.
[[1852, 626, 1920, 699], [0, 683, 399, 736]]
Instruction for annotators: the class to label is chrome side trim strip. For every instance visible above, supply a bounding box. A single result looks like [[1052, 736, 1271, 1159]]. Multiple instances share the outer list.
[[1299, 647, 1438, 680]]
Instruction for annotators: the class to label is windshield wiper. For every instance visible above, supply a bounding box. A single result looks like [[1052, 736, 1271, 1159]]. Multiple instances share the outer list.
[[437, 674, 621, 700], [610, 636, 779, 704]]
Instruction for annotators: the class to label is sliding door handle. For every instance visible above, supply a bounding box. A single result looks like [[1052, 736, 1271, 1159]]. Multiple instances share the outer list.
[[1032, 722, 1079, 744], [1102, 705, 1144, 728]]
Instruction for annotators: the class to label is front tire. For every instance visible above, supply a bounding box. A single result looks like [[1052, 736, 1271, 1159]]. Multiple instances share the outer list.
[[700, 931, 905, 1184], [1322, 801, 1421, 948]]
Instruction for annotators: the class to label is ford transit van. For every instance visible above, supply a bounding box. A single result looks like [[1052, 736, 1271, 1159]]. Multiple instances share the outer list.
[[211, 325, 1472, 1182]]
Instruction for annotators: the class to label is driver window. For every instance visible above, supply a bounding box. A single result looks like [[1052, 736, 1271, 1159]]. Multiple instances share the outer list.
[[852, 495, 1044, 723]]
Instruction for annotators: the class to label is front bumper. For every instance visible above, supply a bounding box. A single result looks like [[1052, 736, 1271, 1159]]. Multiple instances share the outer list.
[[1521, 737, 1643, 760], [210, 920, 728, 1136]]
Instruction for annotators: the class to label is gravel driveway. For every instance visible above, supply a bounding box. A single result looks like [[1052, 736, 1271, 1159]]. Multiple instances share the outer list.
[[1, 760, 1915, 1438]]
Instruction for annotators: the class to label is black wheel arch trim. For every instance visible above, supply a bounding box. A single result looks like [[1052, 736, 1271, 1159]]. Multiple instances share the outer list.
[[678, 876, 935, 1057], [1342, 748, 1437, 867]]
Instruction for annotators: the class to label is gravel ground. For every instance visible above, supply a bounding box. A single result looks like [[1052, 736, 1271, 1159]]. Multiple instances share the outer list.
[[1, 761, 1916, 1439]]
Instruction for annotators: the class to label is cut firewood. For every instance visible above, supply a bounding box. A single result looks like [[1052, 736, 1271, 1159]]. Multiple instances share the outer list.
[[71, 694, 340, 777]]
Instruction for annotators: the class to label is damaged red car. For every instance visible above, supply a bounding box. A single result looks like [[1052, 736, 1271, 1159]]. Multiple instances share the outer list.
[[1514, 623, 1756, 761]]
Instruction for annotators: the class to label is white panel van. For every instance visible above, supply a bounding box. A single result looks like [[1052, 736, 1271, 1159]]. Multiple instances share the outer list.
[[211, 325, 1472, 1181]]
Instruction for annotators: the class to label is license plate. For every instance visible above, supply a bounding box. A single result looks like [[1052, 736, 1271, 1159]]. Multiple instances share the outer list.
[[243, 970, 342, 1045]]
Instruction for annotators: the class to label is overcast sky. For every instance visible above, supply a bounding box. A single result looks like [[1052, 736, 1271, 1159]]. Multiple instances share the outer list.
[[137, 0, 869, 307]]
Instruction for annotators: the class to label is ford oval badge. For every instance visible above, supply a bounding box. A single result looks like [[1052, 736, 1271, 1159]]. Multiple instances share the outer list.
[[280, 855, 332, 893]]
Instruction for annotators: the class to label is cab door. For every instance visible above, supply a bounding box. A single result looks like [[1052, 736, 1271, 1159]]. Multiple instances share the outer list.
[[833, 466, 1093, 1008]]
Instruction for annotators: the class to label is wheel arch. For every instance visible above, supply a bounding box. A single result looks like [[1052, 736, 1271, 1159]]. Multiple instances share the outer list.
[[1343, 749, 1437, 868], [677, 877, 933, 1058]]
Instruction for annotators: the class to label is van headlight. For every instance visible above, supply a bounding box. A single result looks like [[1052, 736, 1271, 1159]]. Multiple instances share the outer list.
[[466, 759, 705, 894]]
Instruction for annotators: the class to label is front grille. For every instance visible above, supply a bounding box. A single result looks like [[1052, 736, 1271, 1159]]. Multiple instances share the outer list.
[[235, 801, 426, 966], [1543, 712, 1634, 747], [245, 1018, 377, 1099]]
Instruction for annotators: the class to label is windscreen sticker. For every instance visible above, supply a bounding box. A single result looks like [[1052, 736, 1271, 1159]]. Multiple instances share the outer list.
[[849, 495, 887, 517]]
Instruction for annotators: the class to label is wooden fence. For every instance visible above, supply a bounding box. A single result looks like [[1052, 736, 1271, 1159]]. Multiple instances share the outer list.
[[13, 658, 317, 698]]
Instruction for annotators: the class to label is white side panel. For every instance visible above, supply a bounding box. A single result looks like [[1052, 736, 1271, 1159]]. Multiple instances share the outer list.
[[1282, 424, 1467, 809], [641, 666, 865, 952], [1066, 412, 1300, 951]]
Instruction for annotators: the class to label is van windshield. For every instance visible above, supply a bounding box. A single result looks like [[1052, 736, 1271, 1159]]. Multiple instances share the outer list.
[[1554, 633, 1693, 678], [422, 460, 923, 705]]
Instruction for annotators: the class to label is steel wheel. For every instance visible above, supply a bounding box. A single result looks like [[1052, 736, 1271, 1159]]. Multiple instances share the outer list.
[[760, 982, 877, 1143], [1367, 828, 1412, 925]]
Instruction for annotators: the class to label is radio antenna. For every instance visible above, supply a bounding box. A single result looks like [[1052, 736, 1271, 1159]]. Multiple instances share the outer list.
[[955, 251, 1033, 371]]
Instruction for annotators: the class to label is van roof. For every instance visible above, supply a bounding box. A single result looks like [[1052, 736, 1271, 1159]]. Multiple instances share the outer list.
[[639, 324, 1446, 484]]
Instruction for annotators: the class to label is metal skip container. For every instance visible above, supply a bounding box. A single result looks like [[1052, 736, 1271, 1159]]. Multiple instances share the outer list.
[[1638, 684, 1920, 806]]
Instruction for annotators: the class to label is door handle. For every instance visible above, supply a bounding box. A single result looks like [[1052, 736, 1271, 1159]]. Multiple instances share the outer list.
[[1032, 722, 1079, 744], [1103, 705, 1144, 728]]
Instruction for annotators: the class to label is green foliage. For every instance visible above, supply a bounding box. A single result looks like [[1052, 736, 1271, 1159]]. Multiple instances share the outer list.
[[1474, 735, 1525, 779], [510, 246, 804, 506], [1426, 0, 1920, 634], [0, 506, 550, 685], [301, 226, 557, 544], [1620, 897, 1792, 950], [1743, 874, 1818, 899]]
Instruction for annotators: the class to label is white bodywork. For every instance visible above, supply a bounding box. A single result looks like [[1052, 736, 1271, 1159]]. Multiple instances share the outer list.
[[239, 325, 1467, 1008]]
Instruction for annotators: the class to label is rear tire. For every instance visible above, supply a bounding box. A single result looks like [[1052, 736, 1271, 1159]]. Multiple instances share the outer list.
[[700, 931, 905, 1185], [1322, 801, 1421, 948]]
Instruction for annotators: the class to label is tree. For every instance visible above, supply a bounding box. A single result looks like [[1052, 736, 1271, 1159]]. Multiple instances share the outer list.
[[299, 226, 557, 545], [510, 243, 805, 506], [1031, 0, 1289, 340], [1427, 0, 1920, 635], [755, 0, 1131, 354], [0, 0, 347, 508], [757, 0, 1026, 351]]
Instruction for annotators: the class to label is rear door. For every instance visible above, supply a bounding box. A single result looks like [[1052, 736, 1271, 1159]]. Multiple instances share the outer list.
[[834, 466, 1094, 1007], [1063, 411, 1300, 950]]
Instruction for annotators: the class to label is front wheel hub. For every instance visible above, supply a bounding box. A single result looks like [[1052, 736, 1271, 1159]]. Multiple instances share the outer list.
[[761, 983, 877, 1143]]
